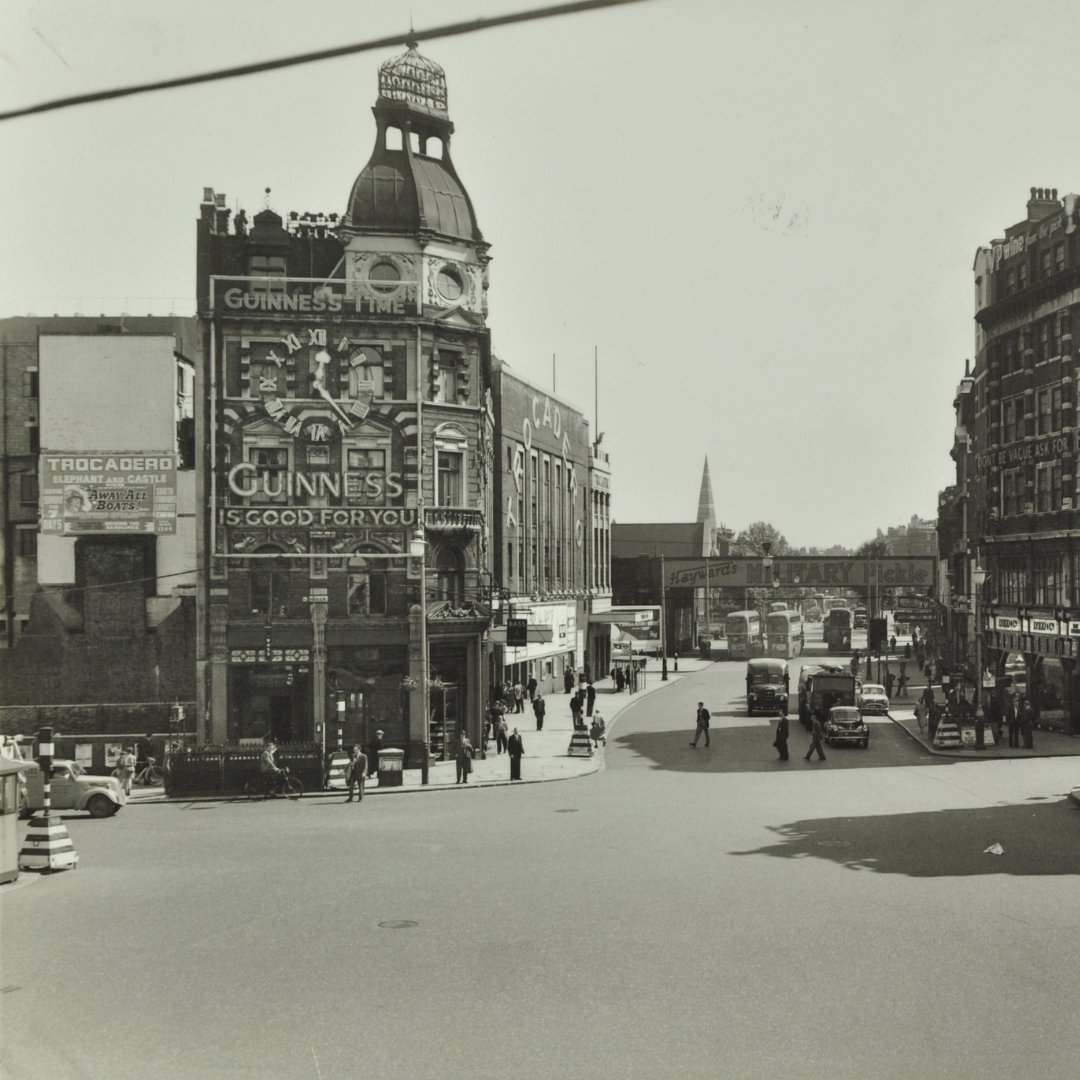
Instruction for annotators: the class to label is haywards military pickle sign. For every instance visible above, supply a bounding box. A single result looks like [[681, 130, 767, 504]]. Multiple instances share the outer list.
[[40, 452, 178, 535]]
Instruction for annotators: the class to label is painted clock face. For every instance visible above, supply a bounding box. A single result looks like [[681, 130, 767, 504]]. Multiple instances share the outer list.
[[249, 332, 374, 439]]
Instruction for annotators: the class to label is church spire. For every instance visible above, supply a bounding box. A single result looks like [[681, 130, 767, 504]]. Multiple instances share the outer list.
[[696, 456, 716, 525]]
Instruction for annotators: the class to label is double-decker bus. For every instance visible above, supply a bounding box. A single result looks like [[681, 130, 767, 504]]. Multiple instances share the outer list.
[[725, 610, 762, 660], [824, 607, 853, 652], [766, 609, 804, 658]]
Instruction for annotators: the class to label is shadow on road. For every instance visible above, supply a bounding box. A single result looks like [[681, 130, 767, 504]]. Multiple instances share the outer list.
[[614, 723, 944, 774], [731, 796, 1080, 876]]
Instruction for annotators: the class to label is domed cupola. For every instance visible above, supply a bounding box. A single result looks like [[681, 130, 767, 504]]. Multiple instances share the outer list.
[[340, 38, 484, 246]]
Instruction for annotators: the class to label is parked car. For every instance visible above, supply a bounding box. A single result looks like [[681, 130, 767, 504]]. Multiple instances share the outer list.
[[19, 759, 126, 818], [824, 706, 870, 748], [857, 683, 890, 715]]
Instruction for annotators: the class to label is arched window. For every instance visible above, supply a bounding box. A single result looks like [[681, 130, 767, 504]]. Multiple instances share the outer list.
[[249, 546, 291, 617], [435, 547, 465, 605], [347, 549, 388, 615], [348, 346, 385, 398]]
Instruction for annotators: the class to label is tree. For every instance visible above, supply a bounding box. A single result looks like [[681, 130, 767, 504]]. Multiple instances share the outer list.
[[732, 522, 789, 557], [854, 538, 891, 559]]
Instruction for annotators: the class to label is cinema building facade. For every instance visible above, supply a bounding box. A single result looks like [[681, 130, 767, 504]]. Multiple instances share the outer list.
[[196, 43, 495, 763]]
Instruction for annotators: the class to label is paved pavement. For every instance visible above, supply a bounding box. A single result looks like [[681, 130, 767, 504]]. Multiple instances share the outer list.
[[124, 654, 1080, 806], [129, 657, 707, 802]]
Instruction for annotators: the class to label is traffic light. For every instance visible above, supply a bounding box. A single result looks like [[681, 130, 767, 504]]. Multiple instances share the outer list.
[[506, 617, 528, 646], [868, 618, 888, 652]]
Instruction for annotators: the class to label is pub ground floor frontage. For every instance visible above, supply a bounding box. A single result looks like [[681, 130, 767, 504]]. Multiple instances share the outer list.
[[207, 607, 488, 764], [980, 608, 1080, 735]]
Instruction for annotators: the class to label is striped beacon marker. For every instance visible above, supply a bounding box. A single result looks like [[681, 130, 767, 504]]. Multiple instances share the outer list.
[[18, 726, 79, 873]]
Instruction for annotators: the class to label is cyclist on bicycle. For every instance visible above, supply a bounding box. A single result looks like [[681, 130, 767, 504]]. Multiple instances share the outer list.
[[260, 739, 286, 795]]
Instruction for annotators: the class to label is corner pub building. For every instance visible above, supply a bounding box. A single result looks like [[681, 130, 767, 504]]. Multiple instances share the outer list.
[[196, 42, 495, 765]]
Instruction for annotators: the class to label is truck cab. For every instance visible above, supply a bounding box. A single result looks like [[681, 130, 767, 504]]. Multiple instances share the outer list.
[[746, 658, 790, 715]]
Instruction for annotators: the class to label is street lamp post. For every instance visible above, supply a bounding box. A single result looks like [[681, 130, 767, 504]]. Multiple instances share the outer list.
[[410, 524, 429, 785], [660, 553, 668, 681], [761, 543, 773, 653], [972, 562, 987, 750]]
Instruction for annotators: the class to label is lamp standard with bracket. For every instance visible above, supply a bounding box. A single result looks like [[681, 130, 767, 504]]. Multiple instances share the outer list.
[[409, 524, 430, 786], [972, 562, 987, 749], [760, 542, 774, 653]]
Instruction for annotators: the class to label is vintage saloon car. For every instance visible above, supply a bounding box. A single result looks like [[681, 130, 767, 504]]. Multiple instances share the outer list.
[[20, 759, 126, 818], [857, 683, 890, 715], [824, 706, 870, 748]]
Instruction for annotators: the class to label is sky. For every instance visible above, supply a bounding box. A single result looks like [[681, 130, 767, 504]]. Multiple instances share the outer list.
[[3, 0, 1078, 549]]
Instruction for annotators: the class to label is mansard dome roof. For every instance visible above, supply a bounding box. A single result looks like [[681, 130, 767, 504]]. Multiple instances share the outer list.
[[342, 41, 482, 244]]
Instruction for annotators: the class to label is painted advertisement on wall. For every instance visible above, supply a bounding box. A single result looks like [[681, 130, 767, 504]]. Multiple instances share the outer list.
[[40, 451, 178, 535]]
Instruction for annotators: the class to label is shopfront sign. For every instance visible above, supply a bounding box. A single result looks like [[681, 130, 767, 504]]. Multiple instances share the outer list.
[[995, 615, 1022, 632], [40, 451, 177, 535], [1029, 617, 1059, 635], [1068, 621, 1080, 637]]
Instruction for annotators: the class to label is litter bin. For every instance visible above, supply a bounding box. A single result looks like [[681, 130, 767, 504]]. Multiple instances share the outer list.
[[378, 748, 404, 787]]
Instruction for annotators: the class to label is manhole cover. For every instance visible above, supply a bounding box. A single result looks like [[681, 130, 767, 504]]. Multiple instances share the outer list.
[[378, 920, 418, 929]]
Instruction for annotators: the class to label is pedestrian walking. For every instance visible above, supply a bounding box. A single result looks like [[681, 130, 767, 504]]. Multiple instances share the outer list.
[[1020, 698, 1036, 750], [804, 714, 827, 761], [850, 650, 861, 677], [345, 744, 367, 802], [455, 731, 474, 783], [564, 669, 575, 694], [889, 635, 897, 654], [772, 711, 789, 761], [507, 727, 524, 780], [495, 714, 509, 753], [896, 664, 908, 698], [589, 712, 606, 748], [690, 702, 711, 748], [885, 670, 895, 699], [904, 643, 912, 661], [615, 667, 625, 693], [585, 681, 596, 717], [367, 729, 384, 780], [532, 693, 546, 732], [526, 675, 537, 702], [115, 746, 136, 795], [1006, 691, 1020, 748], [513, 682, 525, 714], [570, 691, 584, 730]]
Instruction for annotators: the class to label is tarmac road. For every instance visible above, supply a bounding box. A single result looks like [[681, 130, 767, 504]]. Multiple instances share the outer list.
[[2, 658, 1079, 1080]]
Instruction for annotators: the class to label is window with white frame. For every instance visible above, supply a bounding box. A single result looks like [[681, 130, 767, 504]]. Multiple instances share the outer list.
[[1035, 386, 1062, 435], [1035, 461, 1062, 513], [249, 255, 286, 292], [348, 346, 385, 398], [1001, 468, 1023, 517], [436, 359, 459, 404], [244, 442, 291, 504], [345, 445, 390, 505], [1002, 397, 1020, 444], [433, 428, 467, 507], [346, 553, 388, 615]]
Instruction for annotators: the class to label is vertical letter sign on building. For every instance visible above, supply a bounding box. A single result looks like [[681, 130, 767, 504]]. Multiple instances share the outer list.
[[506, 618, 528, 647]]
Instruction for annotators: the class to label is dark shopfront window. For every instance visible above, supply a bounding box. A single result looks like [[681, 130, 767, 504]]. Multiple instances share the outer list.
[[230, 665, 310, 743]]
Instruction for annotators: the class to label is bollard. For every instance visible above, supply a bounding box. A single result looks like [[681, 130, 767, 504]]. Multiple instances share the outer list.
[[18, 727, 79, 873]]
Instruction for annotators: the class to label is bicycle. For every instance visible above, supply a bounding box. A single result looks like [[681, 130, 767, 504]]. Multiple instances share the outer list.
[[244, 767, 303, 801], [133, 755, 164, 786]]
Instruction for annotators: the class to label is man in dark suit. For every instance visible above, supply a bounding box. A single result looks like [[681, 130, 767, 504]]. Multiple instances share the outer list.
[[345, 745, 368, 802], [367, 730, 384, 779], [507, 728, 524, 781]]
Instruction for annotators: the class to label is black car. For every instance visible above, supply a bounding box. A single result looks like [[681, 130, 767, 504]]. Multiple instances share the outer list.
[[824, 706, 870, 748]]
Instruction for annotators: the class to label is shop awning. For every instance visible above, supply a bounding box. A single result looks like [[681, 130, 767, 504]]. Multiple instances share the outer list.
[[488, 625, 553, 644]]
